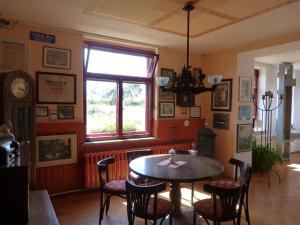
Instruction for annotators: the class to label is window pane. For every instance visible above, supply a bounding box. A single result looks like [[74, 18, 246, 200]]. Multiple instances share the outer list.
[[86, 80, 117, 135], [87, 49, 148, 77], [122, 83, 146, 133]]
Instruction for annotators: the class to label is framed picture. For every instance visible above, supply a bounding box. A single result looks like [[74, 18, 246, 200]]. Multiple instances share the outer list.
[[190, 106, 201, 118], [159, 68, 175, 100], [213, 113, 230, 129], [239, 77, 252, 102], [36, 72, 76, 104], [211, 79, 232, 111], [58, 106, 74, 119], [237, 124, 252, 153], [43, 46, 71, 69], [36, 133, 77, 168], [159, 102, 175, 118], [238, 105, 251, 122], [49, 110, 58, 121], [36, 106, 48, 116]]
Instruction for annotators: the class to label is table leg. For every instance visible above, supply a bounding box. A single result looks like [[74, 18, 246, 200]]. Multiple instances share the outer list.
[[169, 182, 181, 216]]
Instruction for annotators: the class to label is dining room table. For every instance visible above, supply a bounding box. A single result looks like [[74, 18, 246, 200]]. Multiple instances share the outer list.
[[129, 153, 224, 222]]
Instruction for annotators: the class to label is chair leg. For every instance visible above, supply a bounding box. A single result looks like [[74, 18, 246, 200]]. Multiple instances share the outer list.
[[193, 210, 197, 225], [99, 192, 104, 225], [244, 194, 250, 225], [153, 219, 157, 225], [169, 214, 172, 225], [106, 195, 111, 215], [233, 219, 237, 225], [191, 183, 194, 204], [144, 219, 147, 225], [204, 218, 210, 225]]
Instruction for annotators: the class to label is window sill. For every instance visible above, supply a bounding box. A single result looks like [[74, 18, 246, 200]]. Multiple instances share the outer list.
[[83, 136, 157, 145]]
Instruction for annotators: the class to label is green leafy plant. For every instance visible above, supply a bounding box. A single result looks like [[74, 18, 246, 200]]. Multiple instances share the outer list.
[[252, 140, 283, 173]]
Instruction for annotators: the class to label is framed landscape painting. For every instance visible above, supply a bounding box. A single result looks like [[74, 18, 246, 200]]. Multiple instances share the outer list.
[[239, 77, 252, 102], [36, 133, 77, 167], [237, 124, 252, 153]]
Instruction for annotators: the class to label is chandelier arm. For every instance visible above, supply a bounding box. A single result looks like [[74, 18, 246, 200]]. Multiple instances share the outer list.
[[252, 99, 264, 111]]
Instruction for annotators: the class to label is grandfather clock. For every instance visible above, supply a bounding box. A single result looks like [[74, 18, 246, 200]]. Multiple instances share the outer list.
[[0, 70, 36, 187]]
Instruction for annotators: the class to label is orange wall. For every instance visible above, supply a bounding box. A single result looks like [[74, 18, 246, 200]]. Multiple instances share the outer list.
[[1, 23, 205, 192]]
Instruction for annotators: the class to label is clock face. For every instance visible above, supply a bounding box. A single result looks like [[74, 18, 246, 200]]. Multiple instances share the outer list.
[[10, 78, 29, 99]]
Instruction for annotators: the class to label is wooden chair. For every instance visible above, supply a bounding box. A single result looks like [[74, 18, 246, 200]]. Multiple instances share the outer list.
[[209, 159, 252, 225], [126, 180, 173, 225], [229, 158, 252, 225], [97, 157, 126, 225], [175, 149, 195, 204], [127, 149, 154, 185], [193, 181, 244, 225]]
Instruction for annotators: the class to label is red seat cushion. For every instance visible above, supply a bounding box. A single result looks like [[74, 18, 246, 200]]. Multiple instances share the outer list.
[[210, 180, 240, 189], [146, 198, 172, 219], [103, 180, 126, 194]]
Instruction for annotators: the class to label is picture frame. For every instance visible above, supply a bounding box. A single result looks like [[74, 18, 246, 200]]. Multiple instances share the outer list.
[[213, 113, 230, 129], [49, 110, 58, 121], [36, 72, 76, 104], [190, 106, 201, 118], [211, 79, 232, 111], [239, 77, 252, 102], [237, 124, 252, 153], [238, 104, 252, 122], [58, 106, 74, 119], [43, 46, 71, 69], [36, 106, 48, 116], [159, 68, 175, 100], [36, 133, 77, 168], [159, 102, 175, 118]]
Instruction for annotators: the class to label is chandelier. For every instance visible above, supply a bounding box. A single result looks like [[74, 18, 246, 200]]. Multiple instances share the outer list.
[[156, 3, 222, 99]]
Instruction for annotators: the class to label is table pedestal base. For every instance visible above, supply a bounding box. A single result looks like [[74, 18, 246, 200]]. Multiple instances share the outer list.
[[169, 182, 182, 216]]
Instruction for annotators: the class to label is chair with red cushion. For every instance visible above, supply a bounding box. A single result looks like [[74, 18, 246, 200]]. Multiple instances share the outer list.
[[97, 157, 126, 225], [127, 149, 155, 185], [126, 179, 173, 225], [228, 158, 252, 225], [193, 181, 244, 225]]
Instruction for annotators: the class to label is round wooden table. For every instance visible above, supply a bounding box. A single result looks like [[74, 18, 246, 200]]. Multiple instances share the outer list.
[[129, 154, 224, 216]]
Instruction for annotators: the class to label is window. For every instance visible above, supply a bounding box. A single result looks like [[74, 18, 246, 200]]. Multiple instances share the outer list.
[[84, 42, 158, 140]]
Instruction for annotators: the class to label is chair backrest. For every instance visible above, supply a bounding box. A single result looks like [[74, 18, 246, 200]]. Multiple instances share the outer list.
[[229, 158, 252, 192], [97, 157, 115, 188], [204, 183, 243, 220], [126, 180, 166, 219], [229, 158, 245, 182], [127, 149, 153, 164]]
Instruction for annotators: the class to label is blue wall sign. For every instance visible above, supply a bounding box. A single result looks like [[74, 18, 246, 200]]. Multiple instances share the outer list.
[[29, 31, 56, 44]]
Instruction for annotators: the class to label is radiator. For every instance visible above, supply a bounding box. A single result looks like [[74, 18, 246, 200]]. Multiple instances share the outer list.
[[82, 143, 191, 189]]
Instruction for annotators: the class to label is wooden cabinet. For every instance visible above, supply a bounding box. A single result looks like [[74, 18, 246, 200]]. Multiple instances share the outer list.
[[0, 70, 36, 187]]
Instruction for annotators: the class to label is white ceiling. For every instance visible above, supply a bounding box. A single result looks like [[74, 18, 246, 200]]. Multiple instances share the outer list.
[[1, 0, 300, 53], [256, 50, 300, 70]]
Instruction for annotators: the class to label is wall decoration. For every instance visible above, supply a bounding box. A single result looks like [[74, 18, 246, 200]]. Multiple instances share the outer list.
[[58, 106, 74, 119], [36, 106, 48, 116], [36, 133, 77, 168], [159, 68, 175, 100], [213, 113, 230, 129], [180, 108, 189, 117], [159, 102, 175, 118], [30, 31, 56, 44], [211, 79, 232, 111], [190, 106, 201, 118], [36, 72, 76, 104], [43, 46, 71, 69], [238, 104, 252, 122], [237, 124, 252, 153], [239, 77, 252, 102], [49, 110, 58, 121]]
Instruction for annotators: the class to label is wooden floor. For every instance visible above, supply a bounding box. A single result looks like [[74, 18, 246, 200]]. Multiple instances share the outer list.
[[51, 153, 300, 225]]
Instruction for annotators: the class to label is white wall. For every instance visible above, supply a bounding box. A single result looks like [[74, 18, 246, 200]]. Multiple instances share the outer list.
[[293, 70, 300, 130]]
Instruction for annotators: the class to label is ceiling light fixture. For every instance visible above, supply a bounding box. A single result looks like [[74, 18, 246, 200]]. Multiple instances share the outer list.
[[156, 2, 222, 106]]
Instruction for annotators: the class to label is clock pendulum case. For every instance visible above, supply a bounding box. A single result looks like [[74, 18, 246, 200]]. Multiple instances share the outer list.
[[0, 70, 36, 187]]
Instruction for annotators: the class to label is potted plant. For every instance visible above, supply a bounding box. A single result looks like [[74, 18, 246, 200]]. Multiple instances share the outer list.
[[252, 140, 283, 173]]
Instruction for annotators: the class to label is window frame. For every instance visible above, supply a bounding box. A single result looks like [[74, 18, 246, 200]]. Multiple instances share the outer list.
[[83, 41, 158, 141]]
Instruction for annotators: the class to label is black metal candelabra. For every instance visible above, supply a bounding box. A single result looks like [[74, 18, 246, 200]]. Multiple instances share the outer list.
[[252, 91, 283, 148]]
